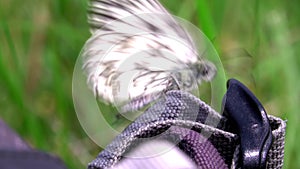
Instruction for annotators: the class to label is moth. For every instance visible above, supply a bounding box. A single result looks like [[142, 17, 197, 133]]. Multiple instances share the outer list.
[[81, 0, 217, 113]]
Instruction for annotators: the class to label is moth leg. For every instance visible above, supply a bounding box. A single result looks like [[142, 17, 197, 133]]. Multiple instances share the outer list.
[[166, 73, 181, 91], [120, 92, 163, 114]]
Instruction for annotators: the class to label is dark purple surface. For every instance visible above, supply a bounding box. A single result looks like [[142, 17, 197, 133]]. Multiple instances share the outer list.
[[0, 119, 30, 151], [0, 119, 67, 169]]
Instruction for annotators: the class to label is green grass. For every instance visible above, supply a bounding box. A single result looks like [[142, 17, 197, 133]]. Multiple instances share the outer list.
[[1, 0, 300, 168]]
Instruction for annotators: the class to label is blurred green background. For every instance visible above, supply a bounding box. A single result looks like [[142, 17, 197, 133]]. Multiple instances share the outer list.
[[0, 0, 299, 168]]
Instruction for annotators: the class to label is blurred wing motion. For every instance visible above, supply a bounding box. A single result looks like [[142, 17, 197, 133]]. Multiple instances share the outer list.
[[81, 0, 216, 112]]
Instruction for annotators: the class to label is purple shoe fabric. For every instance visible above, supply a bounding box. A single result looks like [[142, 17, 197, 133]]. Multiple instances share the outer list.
[[88, 91, 237, 169], [169, 126, 228, 169], [88, 90, 286, 169], [112, 126, 228, 169]]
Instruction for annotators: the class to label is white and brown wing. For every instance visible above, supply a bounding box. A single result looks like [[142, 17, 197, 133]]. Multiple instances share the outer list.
[[81, 0, 216, 112]]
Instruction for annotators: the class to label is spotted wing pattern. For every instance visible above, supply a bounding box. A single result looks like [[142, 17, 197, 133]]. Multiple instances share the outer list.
[[82, 0, 216, 112]]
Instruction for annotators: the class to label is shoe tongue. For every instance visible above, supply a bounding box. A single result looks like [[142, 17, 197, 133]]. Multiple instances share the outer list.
[[113, 139, 197, 169], [114, 126, 228, 169], [169, 126, 228, 169]]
